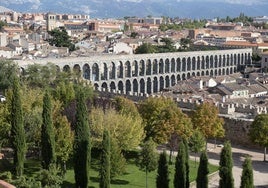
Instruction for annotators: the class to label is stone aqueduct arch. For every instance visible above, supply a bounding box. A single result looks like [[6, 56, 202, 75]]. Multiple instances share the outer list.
[[17, 49, 252, 95]]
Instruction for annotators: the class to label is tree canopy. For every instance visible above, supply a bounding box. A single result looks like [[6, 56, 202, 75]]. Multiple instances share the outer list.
[[191, 102, 225, 140], [47, 27, 75, 51]]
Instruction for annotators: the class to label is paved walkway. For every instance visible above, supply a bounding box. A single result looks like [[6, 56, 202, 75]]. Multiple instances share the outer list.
[[203, 143, 268, 188]]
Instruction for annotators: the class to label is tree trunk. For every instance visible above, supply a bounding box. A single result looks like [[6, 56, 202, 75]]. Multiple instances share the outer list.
[[146, 170, 148, 188], [264, 147, 267, 162]]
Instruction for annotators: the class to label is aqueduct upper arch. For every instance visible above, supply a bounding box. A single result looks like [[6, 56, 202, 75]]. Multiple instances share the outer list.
[[16, 48, 252, 95]]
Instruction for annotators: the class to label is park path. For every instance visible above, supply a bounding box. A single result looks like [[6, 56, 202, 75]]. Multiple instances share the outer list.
[[204, 143, 268, 188]]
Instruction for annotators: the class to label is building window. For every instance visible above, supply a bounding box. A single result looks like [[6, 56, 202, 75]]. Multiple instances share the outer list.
[[265, 58, 268, 62]]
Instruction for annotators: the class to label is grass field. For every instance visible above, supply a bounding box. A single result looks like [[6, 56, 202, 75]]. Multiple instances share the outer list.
[[62, 157, 218, 188], [0, 152, 218, 188]]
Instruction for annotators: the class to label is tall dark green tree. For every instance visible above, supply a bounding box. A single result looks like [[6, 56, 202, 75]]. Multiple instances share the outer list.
[[48, 27, 75, 51], [196, 151, 209, 188], [156, 151, 169, 188], [73, 88, 91, 188], [138, 138, 158, 188], [184, 140, 190, 188], [10, 77, 26, 176], [174, 141, 186, 188], [219, 141, 234, 188], [99, 130, 111, 188], [41, 91, 56, 169], [240, 157, 253, 188]]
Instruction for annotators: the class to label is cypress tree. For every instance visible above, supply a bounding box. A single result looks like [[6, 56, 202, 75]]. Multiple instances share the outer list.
[[240, 157, 254, 188], [184, 140, 190, 188], [41, 91, 56, 169], [110, 138, 126, 178], [99, 130, 111, 188], [73, 87, 91, 188], [156, 150, 169, 188], [174, 141, 186, 188], [219, 141, 234, 188], [10, 77, 26, 176], [196, 151, 209, 188]]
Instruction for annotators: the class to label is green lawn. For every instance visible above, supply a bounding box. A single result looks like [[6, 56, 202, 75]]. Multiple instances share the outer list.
[[62, 158, 218, 188], [0, 155, 218, 188]]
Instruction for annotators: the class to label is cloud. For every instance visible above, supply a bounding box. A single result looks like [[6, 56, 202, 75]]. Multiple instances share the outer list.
[[176, 0, 266, 5]]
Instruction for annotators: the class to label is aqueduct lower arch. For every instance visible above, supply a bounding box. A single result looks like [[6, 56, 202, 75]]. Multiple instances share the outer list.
[[16, 48, 252, 95]]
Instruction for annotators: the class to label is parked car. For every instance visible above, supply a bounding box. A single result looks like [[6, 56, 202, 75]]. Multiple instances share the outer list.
[[0, 95, 6, 102]]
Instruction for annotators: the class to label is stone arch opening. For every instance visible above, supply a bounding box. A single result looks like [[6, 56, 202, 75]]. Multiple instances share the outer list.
[[110, 81, 116, 91], [210, 55, 213, 68], [118, 81, 124, 93], [139, 59, 145, 76], [197, 56, 201, 70], [192, 57, 196, 71], [159, 59, 164, 74], [126, 80, 131, 94], [147, 78, 152, 94], [101, 82, 108, 91], [187, 57, 191, 71], [153, 77, 158, 93], [132, 60, 138, 77], [109, 62, 116, 79], [177, 58, 181, 72], [146, 59, 152, 75], [63, 65, 71, 73], [117, 61, 123, 78], [182, 57, 186, 71], [171, 75, 176, 86], [165, 75, 170, 88], [171, 58, 176, 73], [101, 63, 108, 80], [153, 59, 158, 74], [160, 76, 164, 91], [177, 74, 181, 81], [125, 61, 131, 78], [165, 58, 170, 73], [83, 64, 90, 80], [133, 79, 138, 94], [140, 79, 145, 94], [94, 83, 99, 91], [92, 63, 99, 81]]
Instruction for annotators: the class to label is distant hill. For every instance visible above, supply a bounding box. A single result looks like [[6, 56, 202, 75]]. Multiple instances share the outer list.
[[0, 0, 267, 19]]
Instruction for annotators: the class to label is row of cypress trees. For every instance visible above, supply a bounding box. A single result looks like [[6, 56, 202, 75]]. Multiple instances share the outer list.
[[156, 141, 254, 188]]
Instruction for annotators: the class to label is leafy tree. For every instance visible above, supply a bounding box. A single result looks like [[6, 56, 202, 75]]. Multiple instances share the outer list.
[[139, 97, 192, 164], [156, 151, 169, 188], [99, 130, 111, 188], [249, 114, 268, 161], [0, 20, 7, 31], [189, 130, 206, 166], [38, 164, 63, 187], [10, 77, 26, 176], [251, 53, 261, 63], [41, 91, 56, 169], [73, 87, 91, 188], [53, 81, 75, 106], [191, 102, 225, 144], [110, 137, 126, 178], [139, 97, 192, 144], [138, 138, 158, 188], [196, 151, 209, 188], [240, 157, 254, 188], [21, 63, 58, 88], [48, 27, 75, 51], [52, 100, 73, 174], [174, 141, 186, 188], [0, 60, 18, 91], [91, 108, 144, 150], [219, 141, 234, 188], [135, 43, 157, 54]]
